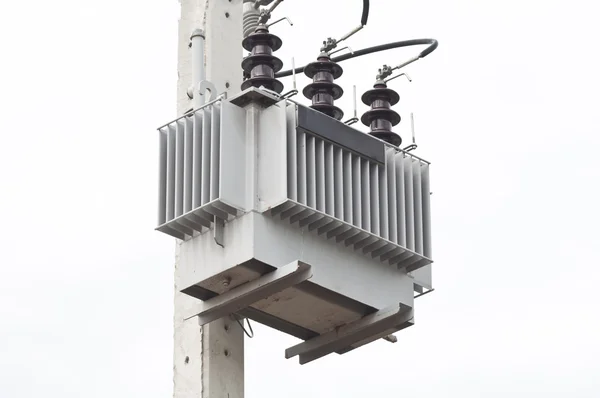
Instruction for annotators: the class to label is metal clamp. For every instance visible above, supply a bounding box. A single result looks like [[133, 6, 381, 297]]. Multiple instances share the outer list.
[[321, 24, 364, 53], [376, 64, 413, 83], [258, 0, 285, 24], [376, 54, 420, 80], [187, 80, 218, 107]]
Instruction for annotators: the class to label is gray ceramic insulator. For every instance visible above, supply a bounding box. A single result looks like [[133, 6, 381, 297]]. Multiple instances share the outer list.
[[243, 1, 261, 37]]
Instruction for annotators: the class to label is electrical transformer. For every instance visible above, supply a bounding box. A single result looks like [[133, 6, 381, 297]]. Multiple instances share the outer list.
[[156, 87, 433, 364]]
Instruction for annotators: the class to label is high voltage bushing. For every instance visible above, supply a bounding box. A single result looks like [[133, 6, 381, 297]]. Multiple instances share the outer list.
[[361, 80, 402, 146], [241, 24, 284, 93], [303, 52, 344, 120]]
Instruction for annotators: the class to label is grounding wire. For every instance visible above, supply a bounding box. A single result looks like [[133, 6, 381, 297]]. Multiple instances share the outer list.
[[275, 38, 438, 78], [235, 315, 255, 338]]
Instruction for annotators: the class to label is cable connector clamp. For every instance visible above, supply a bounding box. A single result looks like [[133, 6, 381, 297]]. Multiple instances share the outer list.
[[320, 24, 364, 53]]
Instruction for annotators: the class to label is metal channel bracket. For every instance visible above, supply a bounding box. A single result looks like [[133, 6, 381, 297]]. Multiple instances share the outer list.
[[285, 305, 414, 365], [184, 261, 313, 325]]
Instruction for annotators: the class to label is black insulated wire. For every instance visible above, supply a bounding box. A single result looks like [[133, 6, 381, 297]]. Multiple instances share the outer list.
[[275, 38, 438, 78], [234, 315, 255, 338], [333, 38, 438, 64], [361, 0, 370, 26]]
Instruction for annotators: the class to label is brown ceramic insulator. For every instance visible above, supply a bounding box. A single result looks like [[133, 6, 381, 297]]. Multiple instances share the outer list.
[[241, 25, 284, 93], [302, 54, 344, 120], [361, 82, 402, 146]]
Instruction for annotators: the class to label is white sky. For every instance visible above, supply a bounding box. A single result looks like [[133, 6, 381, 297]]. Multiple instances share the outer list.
[[1, 0, 599, 396]]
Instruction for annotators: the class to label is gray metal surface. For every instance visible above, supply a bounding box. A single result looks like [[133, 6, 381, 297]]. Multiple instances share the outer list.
[[157, 99, 247, 239], [177, 211, 414, 312], [281, 106, 433, 270], [252, 213, 416, 311], [268, 202, 431, 271], [158, 100, 220, 224], [296, 105, 386, 164], [157, 90, 436, 363]]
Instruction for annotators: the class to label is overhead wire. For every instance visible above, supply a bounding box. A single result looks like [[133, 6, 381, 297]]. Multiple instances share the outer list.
[[276, 39, 438, 78]]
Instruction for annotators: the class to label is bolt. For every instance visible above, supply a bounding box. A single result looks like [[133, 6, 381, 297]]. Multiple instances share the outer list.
[[225, 12, 230, 18], [222, 277, 231, 287]]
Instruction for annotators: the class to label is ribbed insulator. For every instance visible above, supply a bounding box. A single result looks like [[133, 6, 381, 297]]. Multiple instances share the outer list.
[[242, 3, 260, 38], [241, 25, 284, 93], [302, 53, 344, 120], [361, 81, 402, 146]]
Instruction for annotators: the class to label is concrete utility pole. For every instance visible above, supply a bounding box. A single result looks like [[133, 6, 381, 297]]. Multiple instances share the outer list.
[[174, 1, 244, 397]]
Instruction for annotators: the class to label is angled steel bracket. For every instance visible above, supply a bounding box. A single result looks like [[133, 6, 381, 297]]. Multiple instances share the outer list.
[[285, 305, 414, 365], [184, 261, 312, 325], [229, 86, 280, 108]]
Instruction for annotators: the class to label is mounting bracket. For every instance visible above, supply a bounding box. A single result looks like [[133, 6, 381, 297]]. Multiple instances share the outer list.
[[285, 305, 414, 364], [184, 261, 313, 325]]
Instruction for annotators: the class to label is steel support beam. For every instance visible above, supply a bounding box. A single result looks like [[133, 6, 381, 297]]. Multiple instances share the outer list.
[[285, 305, 414, 365], [185, 261, 313, 324]]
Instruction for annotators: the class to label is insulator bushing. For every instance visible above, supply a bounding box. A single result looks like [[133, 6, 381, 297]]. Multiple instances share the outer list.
[[303, 53, 344, 120], [241, 24, 284, 93], [361, 81, 402, 146], [242, 1, 260, 38]]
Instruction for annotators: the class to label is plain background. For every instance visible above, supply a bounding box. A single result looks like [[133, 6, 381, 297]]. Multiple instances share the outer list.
[[1, 0, 599, 396]]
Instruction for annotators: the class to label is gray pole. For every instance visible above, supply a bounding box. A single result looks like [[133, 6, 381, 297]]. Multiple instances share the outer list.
[[174, 1, 244, 397]]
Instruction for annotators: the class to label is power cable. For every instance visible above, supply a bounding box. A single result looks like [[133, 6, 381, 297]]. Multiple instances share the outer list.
[[276, 38, 438, 78], [361, 0, 370, 25]]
